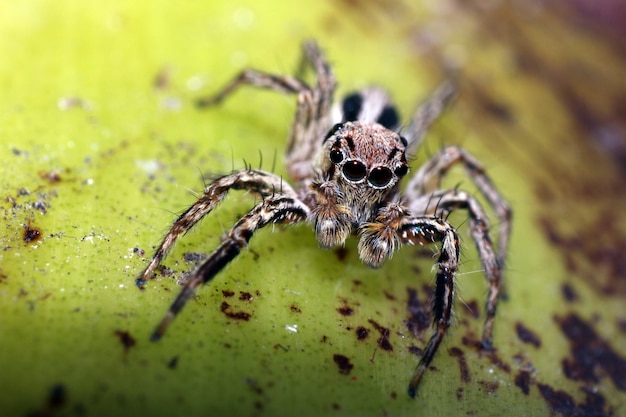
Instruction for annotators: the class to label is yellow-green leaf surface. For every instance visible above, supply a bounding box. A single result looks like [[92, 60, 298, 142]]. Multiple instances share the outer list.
[[2, 1, 625, 416]]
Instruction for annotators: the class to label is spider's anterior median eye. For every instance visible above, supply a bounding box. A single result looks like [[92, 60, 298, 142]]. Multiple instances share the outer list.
[[394, 164, 409, 178], [368, 166, 393, 187], [342, 160, 367, 181], [329, 149, 344, 163]]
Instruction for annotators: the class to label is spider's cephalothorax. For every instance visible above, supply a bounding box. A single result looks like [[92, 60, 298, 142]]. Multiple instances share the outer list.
[[135, 41, 511, 398], [312, 121, 409, 258]]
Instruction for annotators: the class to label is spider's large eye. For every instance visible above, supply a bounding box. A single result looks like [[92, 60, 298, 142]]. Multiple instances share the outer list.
[[368, 166, 393, 187], [342, 160, 367, 182], [394, 163, 408, 178], [329, 149, 344, 164]]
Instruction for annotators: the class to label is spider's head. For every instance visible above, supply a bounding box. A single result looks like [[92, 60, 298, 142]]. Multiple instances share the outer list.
[[319, 121, 409, 197]]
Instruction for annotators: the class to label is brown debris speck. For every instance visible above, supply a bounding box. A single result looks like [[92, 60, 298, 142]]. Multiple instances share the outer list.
[[220, 301, 251, 321], [556, 313, 626, 391], [114, 330, 137, 353], [368, 319, 392, 351], [514, 369, 531, 396], [355, 326, 369, 341], [23, 223, 43, 245], [448, 347, 471, 383], [515, 322, 542, 348], [333, 354, 354, 375]]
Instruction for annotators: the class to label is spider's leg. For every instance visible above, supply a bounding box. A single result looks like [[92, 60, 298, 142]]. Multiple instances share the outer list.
[[358, 208, 459, 397], [136, 170, 296, 288], [403, 80, 456, 153], [400, 217, 460, 397], [195, 69, 308, 108], [425, 189, 501, 348], [406, 146, 511, 278], [195, 41, 335, 183], [150, 194, 310, 341], [285, 41, 336, 182]]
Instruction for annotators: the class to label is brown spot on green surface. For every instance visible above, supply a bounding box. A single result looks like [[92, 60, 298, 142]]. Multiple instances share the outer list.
[[515, 322, 541, 348], [538, 383, 609, 417], [239, 291, 253, 301], [404, 287, 430, 337], [556, 313, 626, 391], [337, 299, 354, 316], [514, 369, 532, 395], [29, 384, 68, 417], [368, 319, 392, 351], [114, 330, 137, 353], [334, 247, 348, 261], [355, 326, 369, 341], [23, 222, 43, 245], [461, 333, 511, 373], [477, 380, 499, 395], [220, 301, 251, 321], [561, 283, 579, 303], [167, 356, 179, 369], [38, 170, 62, 184], [333, 354, 354, 375], [448, 347, 471, 383]]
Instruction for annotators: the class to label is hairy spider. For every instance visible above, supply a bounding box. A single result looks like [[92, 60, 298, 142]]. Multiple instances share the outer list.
[[135, 41, 511, 397]]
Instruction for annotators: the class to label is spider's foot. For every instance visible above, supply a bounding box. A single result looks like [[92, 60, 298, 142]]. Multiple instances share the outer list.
[[480, 338, 494, 352], [195, 96, 221, 108], [150, 312, 174, 342], [135, 277, 148, 289]]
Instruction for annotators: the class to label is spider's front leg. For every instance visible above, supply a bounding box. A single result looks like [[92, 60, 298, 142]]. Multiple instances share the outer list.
[[358, 205, 460, 397], [150, 194, 310, 341], [401, 217, 461, 397], [136, 170, 295, 288]]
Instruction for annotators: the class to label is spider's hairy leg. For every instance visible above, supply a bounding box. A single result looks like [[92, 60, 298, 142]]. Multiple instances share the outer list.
[[407, 146, 512, 282], [194, 41, 336, 182], [285, 41, 336, 182], [427, 190, 501, 348], [399, 217, 460, 397], [150, 195, 310, 341], [407, 147, 511, 348], [403, 80, 456, 153], [135, 170, 295, 288], [195, 69, 308, 108]]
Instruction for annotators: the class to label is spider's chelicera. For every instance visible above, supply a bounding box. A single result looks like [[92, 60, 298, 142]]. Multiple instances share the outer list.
[[135, 41, 511, 398]]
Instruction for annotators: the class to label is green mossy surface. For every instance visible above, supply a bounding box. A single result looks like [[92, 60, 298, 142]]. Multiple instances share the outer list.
[[1, 1, 625, 416]]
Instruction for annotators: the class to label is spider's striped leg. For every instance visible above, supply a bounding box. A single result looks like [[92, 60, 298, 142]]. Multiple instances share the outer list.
[[428, 190, 501, 348], [406, 146, 512, 281], [403, 80, 456, 153], [195, 69, 308, 108], [399, 217, 460, 397], [194, 41, 336, 182], [150, 194, 310, 341], [135, 170, 295, 288]]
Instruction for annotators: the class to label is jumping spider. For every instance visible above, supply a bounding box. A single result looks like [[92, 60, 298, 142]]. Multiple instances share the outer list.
[[136, 41, 511, 397]]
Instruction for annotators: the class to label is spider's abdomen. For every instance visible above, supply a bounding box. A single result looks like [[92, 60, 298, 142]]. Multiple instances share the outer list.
[[333, 87, 400, 130]]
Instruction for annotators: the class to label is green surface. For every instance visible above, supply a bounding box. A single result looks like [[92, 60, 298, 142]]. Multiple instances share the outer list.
[[2, 1, 625, 416]]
